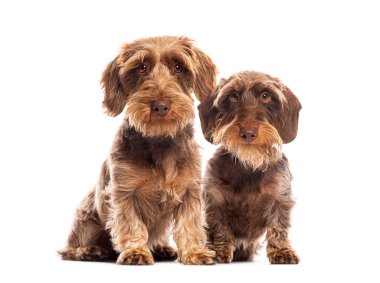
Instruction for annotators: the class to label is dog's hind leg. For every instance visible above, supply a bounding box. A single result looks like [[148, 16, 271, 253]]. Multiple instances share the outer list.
[[58, 190, 115, 261]]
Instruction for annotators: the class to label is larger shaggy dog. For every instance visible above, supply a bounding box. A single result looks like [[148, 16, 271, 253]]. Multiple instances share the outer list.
[[198, 71, 301, 264], [59, 36, 217, 265]]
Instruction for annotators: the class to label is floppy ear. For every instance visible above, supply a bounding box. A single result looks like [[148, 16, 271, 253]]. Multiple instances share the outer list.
[[198, 92, 218, 144], [191, 46, 218, 103], [100, 56, 129, 117], [197, 79, 226, 144], [276, 85, 302, 143]]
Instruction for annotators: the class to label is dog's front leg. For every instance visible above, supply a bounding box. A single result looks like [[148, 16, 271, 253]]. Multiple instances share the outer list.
[[266, 227, 299, 264], [108, 186, 154, 265], [173, 186, 215, 265], [266, 194, 300, 264], [206, 215, 235, 263]]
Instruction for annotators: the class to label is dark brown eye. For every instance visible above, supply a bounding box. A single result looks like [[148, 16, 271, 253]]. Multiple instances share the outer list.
[[260, 92, 271, 103], [229, 91, 239, 102], [137, 64, 147, 74], [175, 63, 184, 73]]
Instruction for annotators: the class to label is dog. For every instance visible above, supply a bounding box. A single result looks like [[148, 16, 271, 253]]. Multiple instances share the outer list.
[[198, 71, 301, 264], [59, 36, 218, 265]]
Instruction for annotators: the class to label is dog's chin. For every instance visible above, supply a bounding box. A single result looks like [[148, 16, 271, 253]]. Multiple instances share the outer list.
[[225, 142, 283, 171], [128, 116, 191, 138]]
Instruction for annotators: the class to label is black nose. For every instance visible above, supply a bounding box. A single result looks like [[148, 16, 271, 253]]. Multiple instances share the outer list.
[[151, 98, 171, 116], [239, 127, 258, 142]]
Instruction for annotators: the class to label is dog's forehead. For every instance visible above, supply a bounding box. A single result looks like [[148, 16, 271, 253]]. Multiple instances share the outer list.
[[126, 36, 193, 58], [214, 71, 287, 105], [244, 73, 286, 103], [119, 38, 196, 74], [230, 72, 277, 91]]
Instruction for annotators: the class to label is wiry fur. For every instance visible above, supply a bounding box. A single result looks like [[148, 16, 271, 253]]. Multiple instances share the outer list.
[[198, 71, 301, 264], [59, 36, 218, 265]]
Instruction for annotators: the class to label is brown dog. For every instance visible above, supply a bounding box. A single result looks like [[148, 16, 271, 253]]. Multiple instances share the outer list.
[[198, 71, 301, 264], [59, 36, 217, 265]]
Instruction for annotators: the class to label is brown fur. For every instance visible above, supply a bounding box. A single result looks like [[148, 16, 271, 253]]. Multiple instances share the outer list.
[[59, 36, 217, 265], [198, 71, 301, 264]]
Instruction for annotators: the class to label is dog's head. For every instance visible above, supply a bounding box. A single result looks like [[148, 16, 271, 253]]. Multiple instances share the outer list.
[[101, 36, 217, 137], [198, 71, 301, 170]]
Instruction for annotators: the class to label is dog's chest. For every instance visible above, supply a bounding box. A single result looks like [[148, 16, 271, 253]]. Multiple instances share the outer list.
[[211, 169, 284, 239], [115, 131, 201, 216], [129, 153, 200, 205], [225, 187, 275, 235]]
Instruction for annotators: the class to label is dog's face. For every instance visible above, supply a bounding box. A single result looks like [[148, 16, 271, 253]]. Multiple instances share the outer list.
[[101, 36, 217, 137], [198, 71, 301, 170]]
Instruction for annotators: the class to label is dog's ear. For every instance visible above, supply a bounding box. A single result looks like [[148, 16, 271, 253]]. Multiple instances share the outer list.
[[197, 79, 226, 144], [198, 92, 218, 144], [191, 46, 218, 102], [101, 55, 129, 117], [276, 85, 302, 143]]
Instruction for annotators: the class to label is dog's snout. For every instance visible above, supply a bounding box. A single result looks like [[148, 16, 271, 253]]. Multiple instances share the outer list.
[[239, 127, 258, 142], [151, 98, 171, 116]]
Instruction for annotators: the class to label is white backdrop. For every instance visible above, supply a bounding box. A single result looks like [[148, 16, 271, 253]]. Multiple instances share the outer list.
[[1, 0, 379, 282]]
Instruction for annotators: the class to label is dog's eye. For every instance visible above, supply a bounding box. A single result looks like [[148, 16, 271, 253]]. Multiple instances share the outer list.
[[229, 92, 239, 102], [260, 92, 271, 103], [137, 64, 147, 74], [174, 63, 184, 73]]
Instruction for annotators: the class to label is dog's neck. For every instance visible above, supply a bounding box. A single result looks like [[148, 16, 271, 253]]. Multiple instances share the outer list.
[[113, 120, 195, 168], [218, 147, 284, 173], [121, 120, 194, 143]]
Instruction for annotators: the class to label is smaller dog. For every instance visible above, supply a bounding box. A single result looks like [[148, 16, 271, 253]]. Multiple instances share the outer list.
[[198, 71, 301, 264]]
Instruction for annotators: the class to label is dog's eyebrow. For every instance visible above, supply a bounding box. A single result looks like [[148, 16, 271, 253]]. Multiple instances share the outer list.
[[213, 85, 240, 106], [252, 82, 287, 104], [162, 49, 196, 73], [120, 50, 152, 73]]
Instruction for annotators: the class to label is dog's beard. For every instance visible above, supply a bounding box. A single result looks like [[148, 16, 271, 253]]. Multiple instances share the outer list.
[[213, 120, 283, 170], [126, 89, 194, 138], [228, 142, 282, 171]]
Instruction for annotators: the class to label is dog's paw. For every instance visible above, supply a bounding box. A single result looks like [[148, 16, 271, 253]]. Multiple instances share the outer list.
[[179, 247, 216, 265], [208, 242, 234, 263], [215, 246, 233, 263], [268, 248, 300, 264], [116, 248, 154, 265], [58, 246, 111, 261], [152, 245, 178, 261]]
